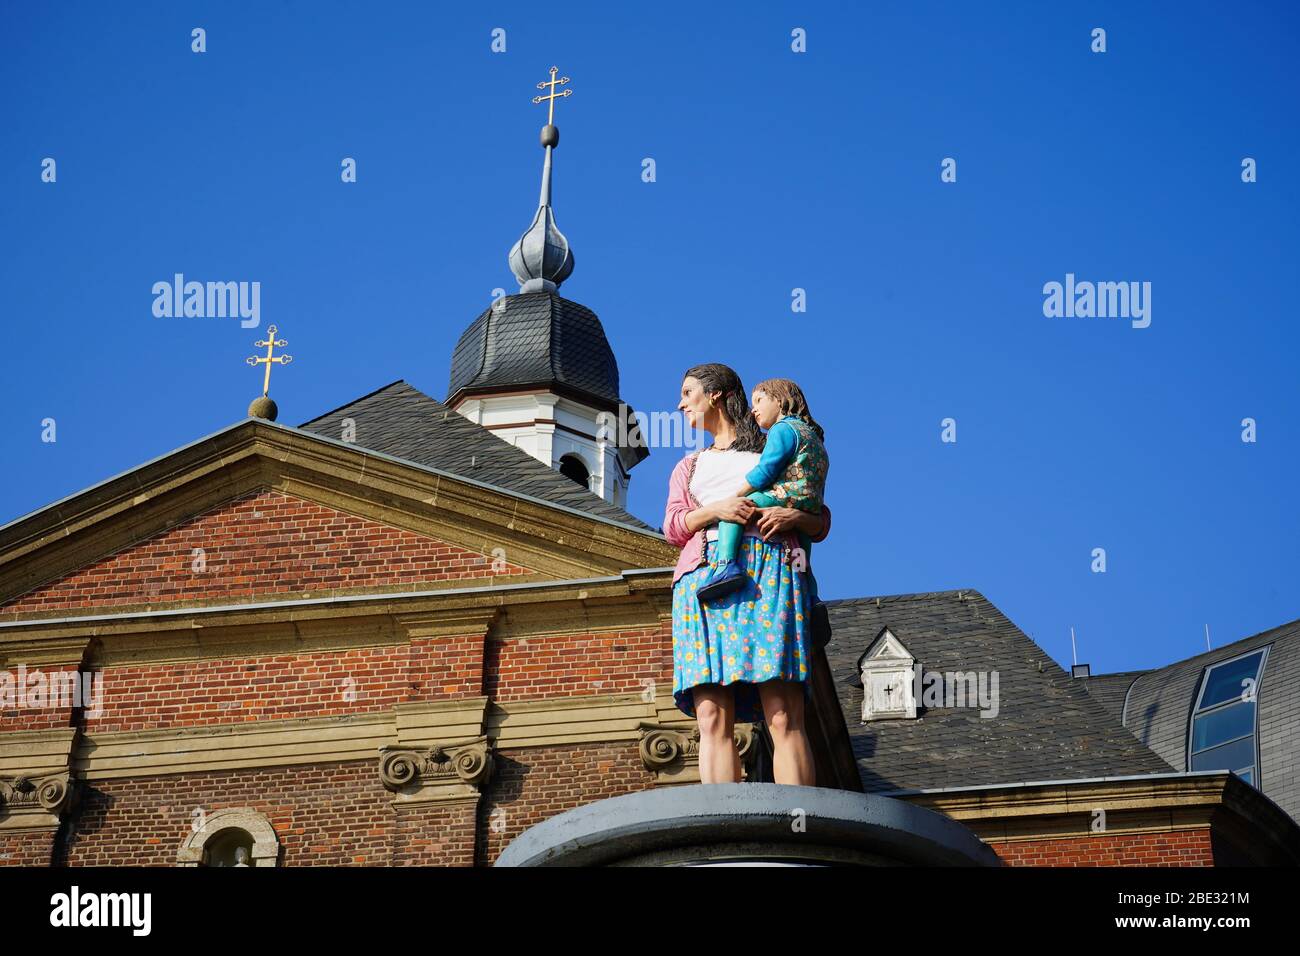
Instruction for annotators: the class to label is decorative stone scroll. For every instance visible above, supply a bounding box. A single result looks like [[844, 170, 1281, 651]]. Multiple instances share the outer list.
[[0, 773, 79, 831], [637, 722, 760, 781], [378, 735, 494, 806]]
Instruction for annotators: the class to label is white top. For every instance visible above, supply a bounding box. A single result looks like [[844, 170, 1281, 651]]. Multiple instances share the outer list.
[[689, 448, 761, 541]]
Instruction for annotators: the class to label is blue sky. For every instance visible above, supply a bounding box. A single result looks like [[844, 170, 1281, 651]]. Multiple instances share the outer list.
[[2, 1, 1297, 675]]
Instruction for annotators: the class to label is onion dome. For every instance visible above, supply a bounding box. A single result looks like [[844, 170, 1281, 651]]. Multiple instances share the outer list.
[[508, 122, 574, 292], [447, 291, 620, 409]]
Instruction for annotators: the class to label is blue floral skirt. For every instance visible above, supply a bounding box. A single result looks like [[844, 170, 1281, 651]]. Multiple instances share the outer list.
[[672, 536, 813, 724]]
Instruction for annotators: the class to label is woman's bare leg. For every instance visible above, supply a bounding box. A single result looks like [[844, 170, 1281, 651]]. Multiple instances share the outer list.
[[759, 681, 815, 786], [692, 684, 741, 783]]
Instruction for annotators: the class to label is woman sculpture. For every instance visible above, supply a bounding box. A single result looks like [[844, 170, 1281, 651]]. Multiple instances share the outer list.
[[662, 363, 831, 785]]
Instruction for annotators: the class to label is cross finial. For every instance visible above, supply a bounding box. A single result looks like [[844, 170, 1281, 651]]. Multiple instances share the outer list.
[[531, 66, 572, 126], [246, 324, 292, 398]]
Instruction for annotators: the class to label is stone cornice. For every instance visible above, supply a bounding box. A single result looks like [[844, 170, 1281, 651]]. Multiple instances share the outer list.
[[71, 697, 494, 781], [893, 772, 1300, 862], [395, 608, 501, 641], [0, 573, 674, 668], [488, 595, 664, 639], [0, 726, 78, 790], [0, 635, 93, 669], [0, 418, 678, 610], [65, 693, 693, 781]]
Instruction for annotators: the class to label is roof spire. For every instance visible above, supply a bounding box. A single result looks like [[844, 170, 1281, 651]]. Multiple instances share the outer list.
[[509, 66, 575, 294]]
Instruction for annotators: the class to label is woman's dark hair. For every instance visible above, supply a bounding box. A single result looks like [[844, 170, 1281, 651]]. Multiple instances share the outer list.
[[753, 377, 826, 442], [683, 363, 766, 453]]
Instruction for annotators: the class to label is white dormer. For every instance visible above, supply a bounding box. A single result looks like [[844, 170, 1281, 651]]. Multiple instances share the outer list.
[[856, 626, 918, 722]]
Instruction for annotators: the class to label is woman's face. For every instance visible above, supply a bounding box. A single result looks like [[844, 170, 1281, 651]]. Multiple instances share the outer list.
[[751, 390, 782, 430], [679, 376, 717, 430]]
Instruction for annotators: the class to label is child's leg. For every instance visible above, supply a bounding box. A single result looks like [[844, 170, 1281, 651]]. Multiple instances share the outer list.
[[714, 519, 743, 563], [715, 491, 781, 563]]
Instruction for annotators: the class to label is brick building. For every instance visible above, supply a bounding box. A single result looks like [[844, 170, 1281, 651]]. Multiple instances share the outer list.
[[2, 98, 1297, 868]]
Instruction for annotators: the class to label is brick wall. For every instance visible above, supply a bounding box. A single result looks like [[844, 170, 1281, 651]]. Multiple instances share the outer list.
[[0, 489, 529, 616], [3, 618, 674, 866], [485, 622, 673, 702], [0, 664, 81, 733], [987, 828, 1216, 866], [476, 741, 655, 866], [41, 743, 656, 867], [78, 633, 494, 734], [61, 619, 673, 733], [0, 830, 57, 866], [56, 759, 395, 866]]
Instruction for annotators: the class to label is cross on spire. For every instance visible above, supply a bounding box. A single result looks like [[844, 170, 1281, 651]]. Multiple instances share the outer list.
[[246, 324, 292, 397], [531, 66, 572, 126]]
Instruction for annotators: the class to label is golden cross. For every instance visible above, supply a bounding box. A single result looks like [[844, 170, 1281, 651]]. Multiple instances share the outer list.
[[246, 324, 292, 397], [531, 66, 572, 125]]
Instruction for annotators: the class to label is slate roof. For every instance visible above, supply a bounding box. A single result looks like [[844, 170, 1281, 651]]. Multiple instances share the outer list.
[[447, 292, 622, 408], [1087, 616, 1300, 825], [299, 380, 656, 532], [822, 589, 1178, 794], [1076, 669, 1149, 725]]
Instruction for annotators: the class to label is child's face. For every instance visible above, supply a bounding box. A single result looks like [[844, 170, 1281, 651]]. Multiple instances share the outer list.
[[751, 390, 781, 430]]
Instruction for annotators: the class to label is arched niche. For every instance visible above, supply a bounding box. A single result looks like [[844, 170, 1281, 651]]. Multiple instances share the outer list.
[[176, 807, 280, 867]]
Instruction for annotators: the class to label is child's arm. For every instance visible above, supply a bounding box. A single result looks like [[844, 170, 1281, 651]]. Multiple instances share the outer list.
[[732, 419, 799, 496]]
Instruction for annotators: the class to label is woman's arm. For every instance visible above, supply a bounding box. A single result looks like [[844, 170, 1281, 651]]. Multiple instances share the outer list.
[[664, 455, 760, 545], [754, 503, 831, 541], [809, 503, 831, 543], [683, 497, 758, 534], [662, 458, 698, 547]]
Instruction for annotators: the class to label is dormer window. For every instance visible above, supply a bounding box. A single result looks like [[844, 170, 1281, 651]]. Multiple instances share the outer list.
[[856, 626, 918, 721], [1189, 647, 1269, 788]]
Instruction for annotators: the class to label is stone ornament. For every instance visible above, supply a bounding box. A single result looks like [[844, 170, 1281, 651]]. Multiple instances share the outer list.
[[378, 736, 494, 805], [0, 773, 79, 819], [637, 722, 759, 777]]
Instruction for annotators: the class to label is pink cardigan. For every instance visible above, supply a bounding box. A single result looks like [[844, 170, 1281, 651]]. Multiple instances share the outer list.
[[663, 450, 831, 585]]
